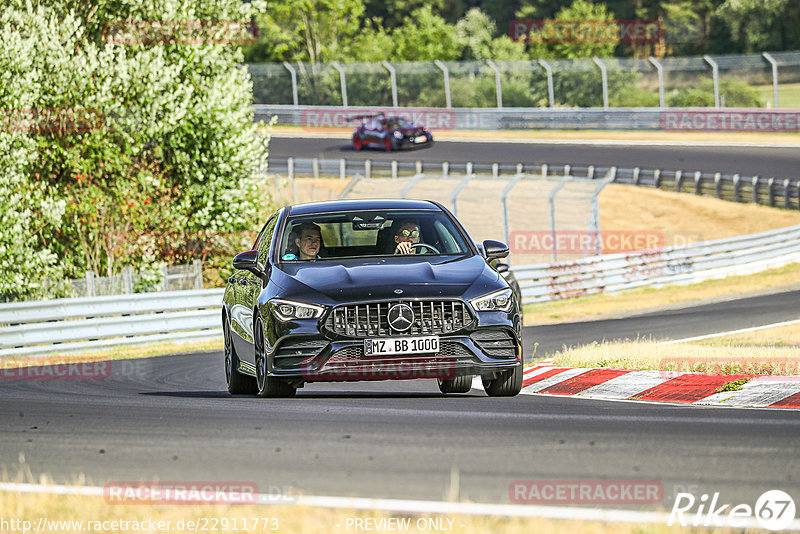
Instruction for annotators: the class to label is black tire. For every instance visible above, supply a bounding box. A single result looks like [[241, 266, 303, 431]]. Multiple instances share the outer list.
[[438, 375, 473, 394], [254, 313, 297, 398], [482, 362, 523, 397], [224, 317, 257, 395]]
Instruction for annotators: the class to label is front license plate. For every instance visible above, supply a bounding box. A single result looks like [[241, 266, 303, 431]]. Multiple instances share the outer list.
[[364, 336, 439, 356], [414, 135, 428, 143]]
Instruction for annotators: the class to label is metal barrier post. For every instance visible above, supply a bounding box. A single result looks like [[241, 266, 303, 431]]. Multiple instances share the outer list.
[[486, 59, 503, 109], [675, 170, 683, 192], [392, 160, 398, 180], [648, 57, 665, 108], [694, 171, 702, 194], [548, 177, 570, 263], [340, 159, 346, 180], [703, 55, 720, 108], [592, 57, 609, 109], [501, 173, 524, 245], [450, 163, 474, 216], [434, 60, 452, 109], [762, 52, 780, 108], [382, 61, 399, 108], [365, 160, 371, 179], [588, 168, 615, 255], [282, 62, 299, 106], [538, 59, 555, 108], [733, 174, 740, 202], [753, 176, 759, 203], [312, 158, 319, 180], [714, 172, 722, 198], [331, 61, 348, 107]]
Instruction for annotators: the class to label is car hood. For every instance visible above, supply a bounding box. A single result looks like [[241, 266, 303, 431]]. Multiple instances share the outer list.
[[274, 255, 498, 303]]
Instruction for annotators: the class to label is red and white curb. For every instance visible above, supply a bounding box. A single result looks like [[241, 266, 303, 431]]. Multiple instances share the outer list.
[[516, 360, 800, 409]]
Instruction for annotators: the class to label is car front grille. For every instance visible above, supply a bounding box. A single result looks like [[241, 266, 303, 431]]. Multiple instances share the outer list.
[[470, 329, 517, 358], [324, 300, 473, 337]]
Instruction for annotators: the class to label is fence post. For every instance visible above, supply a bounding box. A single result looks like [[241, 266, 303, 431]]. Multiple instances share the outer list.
[[703, 55, 720, 108], [312, 158, 319, 180], [434, 60, 452, 109], [450, 165, 474, 217], [564, 164, 570, 177], [282, 62, 299, 107], [416, 160, 422, 175], [733, 174, 740, 202], [123, 267, 133, 294], [675, 170, 683, 192], [548, 177, 570, 263], [501, 173, 524, 245], [633, 167, 640, 185], [538, 59, 555, 108], [492, 163, 499, 178], [382, 60, 399, 108], [648, 57, 665, 108], [442, 161, 449, 177], [694, 171, 702, 195], [160, 265, 169, 292], [86, 270, 94, 297], [752, 176, 759, 203], [486, 59, 503, 109], [714, 172, 721, 198], [331, 61, 348, 107], [768, 177, 775, 206], [365, 160, 371, 179], [784, 179, 791, 208], [192, 259, 203, 290], [392, 160, 398, 180], [340, 158, 346, 180], [541, 164, 548, 178], [762, 52, 780, 108], [587, 165, 595, 180], [592, 57, 609, 109], [654, 168, 661, 188]]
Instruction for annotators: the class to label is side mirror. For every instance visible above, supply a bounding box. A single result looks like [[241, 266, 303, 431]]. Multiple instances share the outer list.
[[233, 250, 266, 278], [483, 240, 509, 261]]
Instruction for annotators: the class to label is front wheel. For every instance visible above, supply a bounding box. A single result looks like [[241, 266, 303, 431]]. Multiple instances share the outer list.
[[438, 375, 473, 394], [254, 314, 296, 398], [482, 362, 523, 397], [224, 318, 257, 395], [353, 134, 363, 150], [384, 136, 393, 151]]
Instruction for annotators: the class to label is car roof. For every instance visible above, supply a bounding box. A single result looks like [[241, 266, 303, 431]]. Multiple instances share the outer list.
[[287, 199, 440, 216]]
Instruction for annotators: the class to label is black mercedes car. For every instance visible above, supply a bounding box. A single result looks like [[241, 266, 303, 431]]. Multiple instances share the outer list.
[[351, 114, 433, 151], [222, 199, 522, 397]]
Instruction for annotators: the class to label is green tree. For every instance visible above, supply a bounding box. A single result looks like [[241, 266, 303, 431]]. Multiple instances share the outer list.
[[715, 0, 800, 53], [392, 5, 463, 61]]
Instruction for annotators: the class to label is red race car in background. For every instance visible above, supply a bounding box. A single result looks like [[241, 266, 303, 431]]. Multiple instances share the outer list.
[[350, 113, 434, 151]]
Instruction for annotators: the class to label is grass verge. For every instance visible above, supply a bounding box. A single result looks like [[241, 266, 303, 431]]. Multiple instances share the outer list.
[[0, 481, 733, 534], [0, 339, 221, 369], [548, 320, 800, 375], [523, 261, 800, 325]]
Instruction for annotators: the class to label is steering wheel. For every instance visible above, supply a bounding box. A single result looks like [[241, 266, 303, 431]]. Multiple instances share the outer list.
[[411, 243, 440, 254]]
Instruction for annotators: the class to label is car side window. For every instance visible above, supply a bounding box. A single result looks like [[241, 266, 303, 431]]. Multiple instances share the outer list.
[[256, 215, 278, 266]]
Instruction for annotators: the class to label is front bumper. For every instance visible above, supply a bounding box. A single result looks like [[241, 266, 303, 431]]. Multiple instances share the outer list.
[[267, 332, 521, 383]]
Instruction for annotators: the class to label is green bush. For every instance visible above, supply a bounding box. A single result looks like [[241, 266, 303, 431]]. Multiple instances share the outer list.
[[668, 79, 763, 108]]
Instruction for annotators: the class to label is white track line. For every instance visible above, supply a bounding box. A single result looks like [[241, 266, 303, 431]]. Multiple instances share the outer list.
[[662, 318, 800, 344]]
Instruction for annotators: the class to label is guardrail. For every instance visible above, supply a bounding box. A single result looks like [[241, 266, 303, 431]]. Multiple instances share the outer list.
[[264, 157, 800, 210], [3, 226, 798, 355], [0, 289, 223, 357], [513, 224, 800, 303], [254, 105, 800, 133]]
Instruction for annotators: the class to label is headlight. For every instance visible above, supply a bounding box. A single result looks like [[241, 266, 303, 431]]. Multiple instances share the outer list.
[[393, 130, 403, 138], [470, 288, 513, 312], [269, 299, 326, 321]]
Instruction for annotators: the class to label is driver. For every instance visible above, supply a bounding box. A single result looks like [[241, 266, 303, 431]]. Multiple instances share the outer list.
[[394, 220, 422, 255], [295, 222, 322, 260]]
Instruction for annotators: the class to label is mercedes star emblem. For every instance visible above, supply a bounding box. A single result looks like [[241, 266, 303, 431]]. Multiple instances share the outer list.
[[387, 303, 414, 332], [394, 289, 403, 294]]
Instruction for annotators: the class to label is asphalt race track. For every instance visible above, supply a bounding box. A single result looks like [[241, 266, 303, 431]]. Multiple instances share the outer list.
[[2, 290, 799, 512], [268, 136, 800, 178]]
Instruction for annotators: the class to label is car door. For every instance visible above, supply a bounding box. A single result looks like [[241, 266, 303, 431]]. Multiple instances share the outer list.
[[231, 214, 278, 365]]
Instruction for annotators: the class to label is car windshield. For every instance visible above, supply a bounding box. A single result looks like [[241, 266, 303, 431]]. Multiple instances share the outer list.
[[385, 117, 412, 129], [280, 210, 470, 261]]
